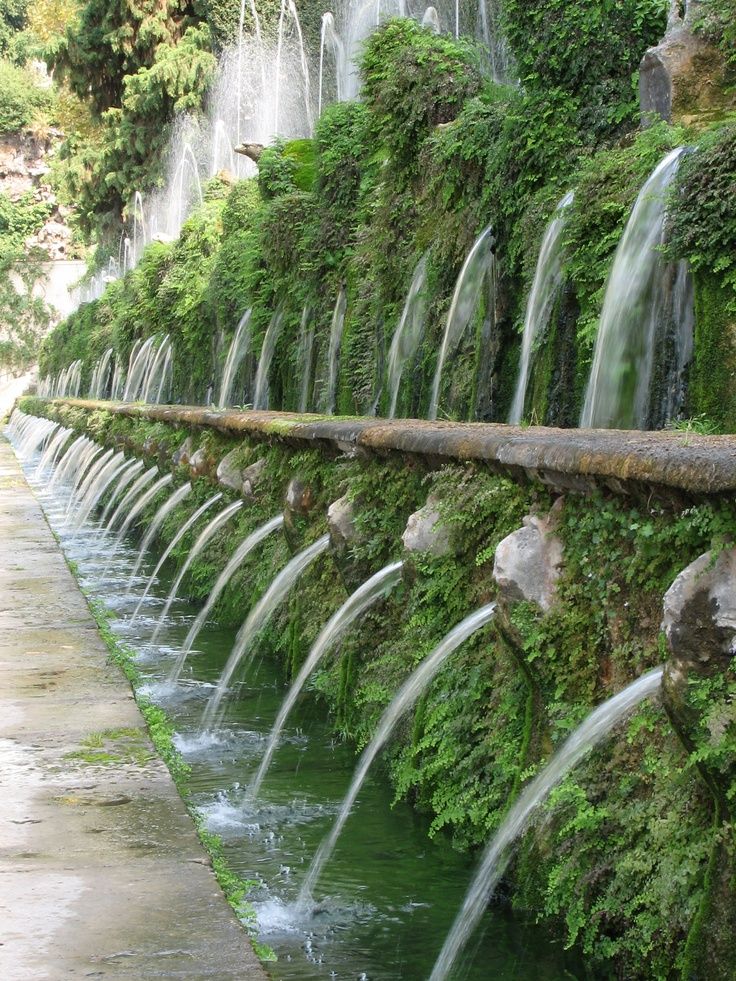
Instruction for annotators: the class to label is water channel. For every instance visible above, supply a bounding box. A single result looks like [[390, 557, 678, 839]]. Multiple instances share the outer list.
[[20, 443, 586, 980]]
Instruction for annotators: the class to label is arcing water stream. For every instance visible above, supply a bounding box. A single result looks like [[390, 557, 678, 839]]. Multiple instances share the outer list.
[[429, 225, 495, 421], [248, 560, 406, 804], [203, 534, 332, 728], [169, 513, 285, 683], [581, 148, 691, 429], [430, 666, 665, 980], [387, 255, 429, 418], [298, 602, 498, 906], [509, 191, 573, 424]]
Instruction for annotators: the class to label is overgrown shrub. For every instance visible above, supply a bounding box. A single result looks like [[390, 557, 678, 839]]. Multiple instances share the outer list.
[[360, 20, 482, 176], [0, 57, 49, 131]]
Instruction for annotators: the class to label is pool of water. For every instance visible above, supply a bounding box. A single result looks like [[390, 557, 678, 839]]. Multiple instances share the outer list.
[[28, 463, 586, 981]]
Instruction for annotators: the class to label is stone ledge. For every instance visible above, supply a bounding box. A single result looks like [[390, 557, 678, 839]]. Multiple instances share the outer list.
[[48, 399, 736, 499]]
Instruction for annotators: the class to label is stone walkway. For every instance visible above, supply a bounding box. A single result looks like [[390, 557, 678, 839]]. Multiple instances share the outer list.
[[0, 437, 267, 980]]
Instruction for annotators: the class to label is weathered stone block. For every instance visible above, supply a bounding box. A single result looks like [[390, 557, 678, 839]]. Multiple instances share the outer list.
[[189, 447, 210, 477], [284, 477, 317, 550], [327, 494, 370, 592], [242, 458, 267, 499], [328, 494, 358, 551], [285, 477, 315, 516], [172, 436, 193, 467], [216, 448, 246, 492], [662, 547, 736, 673], [493, 509, 563, 613], [401, 498, 451, 558]]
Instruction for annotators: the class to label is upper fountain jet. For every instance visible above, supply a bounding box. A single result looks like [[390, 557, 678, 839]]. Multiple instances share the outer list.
[[580, 147, 692, 430]]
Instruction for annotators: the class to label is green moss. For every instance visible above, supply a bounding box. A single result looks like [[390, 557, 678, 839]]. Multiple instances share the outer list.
[[65, 726, 153, 766], [688, 270, 736, 431]]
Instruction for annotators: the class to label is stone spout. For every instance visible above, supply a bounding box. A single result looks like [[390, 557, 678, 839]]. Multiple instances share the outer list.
[[327, 493, 372, 591], [216, 447, 245, 492], [234, 143, 264, 164], [401, 497, 452, 558], [172, 435, 193, 468], [493, 508, 564, 614], [283, 476, 317, 550], [661, 546, 736, 820], [662, 547, 736, 674]]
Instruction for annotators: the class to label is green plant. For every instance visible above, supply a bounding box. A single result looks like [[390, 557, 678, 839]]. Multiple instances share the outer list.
[[0, 190, 51, 245], [0, 242, 51, 374], [502, 0, 669, 139], [52, 5, 215, 230], [0, 57, 50, 130], [668, 125, 736, 314], [360, 20, 482, 176], [0, 0, 28, 59], [670, 414, 722, 436]]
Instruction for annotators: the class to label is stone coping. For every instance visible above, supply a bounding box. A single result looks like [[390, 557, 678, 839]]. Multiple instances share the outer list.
[[47, 399, 736, 498]]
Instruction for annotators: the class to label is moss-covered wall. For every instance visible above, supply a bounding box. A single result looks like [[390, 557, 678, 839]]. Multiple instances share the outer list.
[[20, 394, 736, 980], [38, 11, 736, 431]]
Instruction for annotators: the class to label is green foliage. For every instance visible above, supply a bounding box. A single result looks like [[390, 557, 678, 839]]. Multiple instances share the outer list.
[[670, 414, 722, 436], [536, 726, 713, 978], [422, 90, 509, 219], [693, 0, 736, 68], [0, 0, 28, 59], [155, 189, 226, 400], [684, 669, 736, 803], [0, 58, 54, 375], [38, 5, 736, 430], [668, 125, 736, 314], [360, 20, 482, 175], [54, 0, 202, 115], [52, 4, 214, 229], [0, 241, 51, 374], [65, 726, 154, 766], [39, 188, 225, 399], [257, 139, 316, 199], [202, 0, 241, 48], [25, 0, 79, 61], [563, 121, 685, 353], [0, 190, 51, 245], [257, 142, 301, 200], [0, 57, 50, 131], [210, 178, 262, 331], [502, 0, 669, 139], [312, 101, 369, 233], [510, 491, 736, 725]]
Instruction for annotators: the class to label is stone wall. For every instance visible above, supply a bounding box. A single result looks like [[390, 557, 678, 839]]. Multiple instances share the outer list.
[[16, 395, 736, 979]]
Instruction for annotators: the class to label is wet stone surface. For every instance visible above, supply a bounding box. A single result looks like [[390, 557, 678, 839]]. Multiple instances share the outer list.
[[0, 437, 266, 980]]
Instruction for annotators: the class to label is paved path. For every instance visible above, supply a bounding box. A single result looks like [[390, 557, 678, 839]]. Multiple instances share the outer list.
[[0, 436, 267, 980]]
